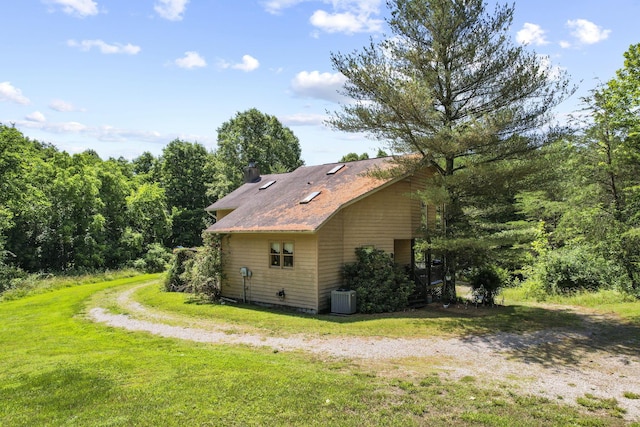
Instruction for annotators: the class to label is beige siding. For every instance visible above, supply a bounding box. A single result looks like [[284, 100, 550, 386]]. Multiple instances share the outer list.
[[220, 233, 319, 311], [407, 167, 441, 232], [316, 210, 345, 312], [341, 179, 418, 263], [216, 209, 233, 221], [409, 172, 427, 232], [316, 178, 424, 311]]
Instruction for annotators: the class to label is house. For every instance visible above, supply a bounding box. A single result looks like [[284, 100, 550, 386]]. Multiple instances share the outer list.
[[204, 156, 435, 313]]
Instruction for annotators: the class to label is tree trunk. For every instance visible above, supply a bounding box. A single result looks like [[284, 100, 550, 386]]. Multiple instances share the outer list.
[[443, 156, 457, 301]]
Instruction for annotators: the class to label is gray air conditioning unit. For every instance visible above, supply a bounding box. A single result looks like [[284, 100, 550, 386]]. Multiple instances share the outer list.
[[331, 289, 357, 314]]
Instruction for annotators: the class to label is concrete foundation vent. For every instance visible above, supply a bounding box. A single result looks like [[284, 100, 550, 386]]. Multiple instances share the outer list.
[[331, 289, 357, 314]]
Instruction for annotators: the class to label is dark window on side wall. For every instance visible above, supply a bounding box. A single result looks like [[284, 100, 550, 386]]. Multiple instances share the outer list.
[[270, 241, 294, 268]]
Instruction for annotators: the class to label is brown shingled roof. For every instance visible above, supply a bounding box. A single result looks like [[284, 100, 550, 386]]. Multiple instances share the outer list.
[[205, 157, 401, 233]]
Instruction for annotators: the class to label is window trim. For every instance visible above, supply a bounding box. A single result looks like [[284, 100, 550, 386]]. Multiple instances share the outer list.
[[269, 241, 294, 269]]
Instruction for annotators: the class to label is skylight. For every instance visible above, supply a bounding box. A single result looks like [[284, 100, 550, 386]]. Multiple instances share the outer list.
[[259, 180, 276, 190], [300, 191, 321, 204], [326, 164, 345, 175]]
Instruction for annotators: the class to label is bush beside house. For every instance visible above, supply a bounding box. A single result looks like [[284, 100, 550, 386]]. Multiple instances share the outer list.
[[343, 247, 414, 313]]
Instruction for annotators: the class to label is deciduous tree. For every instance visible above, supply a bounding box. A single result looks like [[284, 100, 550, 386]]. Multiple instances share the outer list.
[[159, 139, 214, 247], [570, 44, 640, 291], [208, 108, 304, 200]]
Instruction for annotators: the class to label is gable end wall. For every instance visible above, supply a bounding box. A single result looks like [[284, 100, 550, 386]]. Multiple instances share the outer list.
[[317, 178, 423, 310]]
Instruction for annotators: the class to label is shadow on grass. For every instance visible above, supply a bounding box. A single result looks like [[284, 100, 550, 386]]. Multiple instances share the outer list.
[[457, 307, 640, 367], [3, 366, 114, 415], [228, 300, 579, 328]]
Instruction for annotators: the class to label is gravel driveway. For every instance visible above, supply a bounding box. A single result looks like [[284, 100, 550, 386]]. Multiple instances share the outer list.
[[88, 286, 640, 421]]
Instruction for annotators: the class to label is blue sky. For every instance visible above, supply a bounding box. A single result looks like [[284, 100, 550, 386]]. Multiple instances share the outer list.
[[1, 0, 639, 166]]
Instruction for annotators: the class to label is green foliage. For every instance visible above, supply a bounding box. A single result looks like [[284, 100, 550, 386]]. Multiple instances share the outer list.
[[468, 265, 508, 305], [164, 248, 196, 292], [566, 43, 640, 291], [0, 264, 26, 294], [133, 243, 172, 273], [343, 247, 414, 313], [180, 233, 224, 301], [329, 1, 572, 298], [0, 126, 210, 273], [169, 206, 208, 249], [159, 139, 214, 247], [208, 108, 304, 200], [536, 247, 626, 295], [339, 152, 369, 162], [0, 269, 140, 301], [132, 151, 160, 182], [126, 182, 172, 247], [510, 275, 548, 302], [623, 391, 640, 400], [160, 139, 212, 211], [164, 234, 224, 300]]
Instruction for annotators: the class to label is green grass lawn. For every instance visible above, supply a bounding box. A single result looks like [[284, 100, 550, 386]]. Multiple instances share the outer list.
[[0, 275, 636, 426], [130, 282, 586, 339], [502, 287, 640, 323]]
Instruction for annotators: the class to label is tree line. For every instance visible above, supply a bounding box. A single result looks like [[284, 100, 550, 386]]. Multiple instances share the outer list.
[[0, 108, 303, 287]]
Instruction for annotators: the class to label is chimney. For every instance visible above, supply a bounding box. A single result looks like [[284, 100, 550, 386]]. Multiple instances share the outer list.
[[243, 161, 260, 183]]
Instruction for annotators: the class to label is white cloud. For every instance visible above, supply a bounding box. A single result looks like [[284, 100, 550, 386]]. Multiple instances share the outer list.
[[53, 121, 88, 133], [279, 113, 328, 126], [44, 0, 99, 18], [566, 19, 611, 45], [8, 117, 218, 159], [218, 55, 260, 72], [94, 125, 162, 142], [262, 0, 306, 14], [49, 99, 81, 112], [26, 111, 47, 123], [232, 55, 260, 72], [310, 9, 382, 34], [154, 0, 189, 21], [262, 0, 383, 34], [0, 82, 30, 105], [67, 39, 141, 55], [516, 23, 548, 46], [16, 119, 128, 139], [291, 71, 347, 103], [19, 120, 88, 133], [174, 51, 207, 69]]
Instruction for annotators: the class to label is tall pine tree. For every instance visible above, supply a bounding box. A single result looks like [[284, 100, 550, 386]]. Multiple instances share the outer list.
[[329, 0, 572, 299]]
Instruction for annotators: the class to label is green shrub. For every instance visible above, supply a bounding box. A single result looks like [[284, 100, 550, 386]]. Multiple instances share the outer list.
[[182, 234, 224, 301], [343, 247, 414, 313], [516, 276, 548, 302], [539, 247, 625, 294], [163, 234, 224, 301], [142, 243, 172, 273], [0, 264, 27, 294], [468, 265, 506, 305], [131, 244, 172, 274], [164, 248, 196, 292]]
